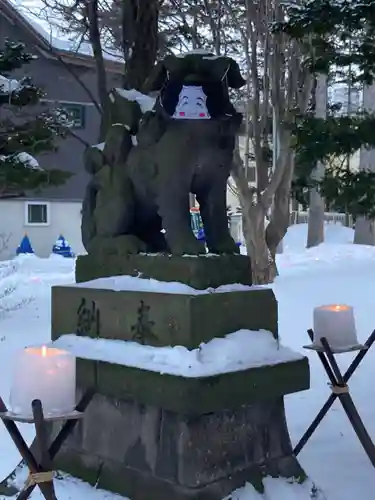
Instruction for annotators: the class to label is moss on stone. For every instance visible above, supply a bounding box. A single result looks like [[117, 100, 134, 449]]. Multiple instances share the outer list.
[[55, 447, 102, 486], [75, 356, 310, 415]]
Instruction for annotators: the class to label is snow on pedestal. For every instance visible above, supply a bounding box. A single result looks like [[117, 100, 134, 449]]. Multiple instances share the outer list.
[[70, 273, 256, 295], [52, 329, 303, 378], [9, 345, 76, 418], [16, 234, 34, 255]]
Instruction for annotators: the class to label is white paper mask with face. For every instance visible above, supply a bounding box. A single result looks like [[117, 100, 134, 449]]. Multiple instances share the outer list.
[[172, 85, 211, 120]]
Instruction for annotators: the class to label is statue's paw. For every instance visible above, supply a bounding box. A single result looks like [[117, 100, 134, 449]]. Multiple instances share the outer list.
[[88, 235, 146, 255], [169, 238, 207, 256], [208, 238, 240, 255]]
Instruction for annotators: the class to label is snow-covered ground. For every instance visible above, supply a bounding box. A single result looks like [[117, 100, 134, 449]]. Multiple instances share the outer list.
[[1, 223, 375, 499]]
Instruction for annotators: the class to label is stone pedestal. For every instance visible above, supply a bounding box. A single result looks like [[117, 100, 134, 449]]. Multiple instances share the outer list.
[[52, 284, 278, 348], [50, 254, 310, 499], [53, 391, 307, 500], [75, 253, 252, 290]]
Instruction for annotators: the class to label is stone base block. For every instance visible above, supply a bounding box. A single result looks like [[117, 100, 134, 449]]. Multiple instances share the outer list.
[[75, 253, 252, 289], [74, 355, 309, 414], [51, 285, 278, 347], [52, 392, 307, 500]]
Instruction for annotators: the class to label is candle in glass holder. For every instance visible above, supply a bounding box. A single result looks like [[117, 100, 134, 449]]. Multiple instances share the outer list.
[[9, 346, 76, 417], [313, 304, 358, 349]]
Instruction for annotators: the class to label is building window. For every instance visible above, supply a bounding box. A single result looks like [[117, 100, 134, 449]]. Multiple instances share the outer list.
[[62, 103, 86, 129], [24, 202, 50, 226]]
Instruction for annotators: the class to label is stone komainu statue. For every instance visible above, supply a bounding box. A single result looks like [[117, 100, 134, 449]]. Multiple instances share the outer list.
[[82, 51, 246, 256]]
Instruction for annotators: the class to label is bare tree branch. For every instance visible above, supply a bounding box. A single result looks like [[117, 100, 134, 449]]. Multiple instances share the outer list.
[[85, 0, 110, 138]]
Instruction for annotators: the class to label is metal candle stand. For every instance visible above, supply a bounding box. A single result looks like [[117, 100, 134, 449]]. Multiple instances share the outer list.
[[294, 329, 375, 466], [0, 389, 94, 500]]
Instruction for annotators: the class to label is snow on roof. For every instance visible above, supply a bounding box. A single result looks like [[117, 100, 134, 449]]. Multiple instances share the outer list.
[[0, 74, 20, 93], [0, 152, 41, 169], [8, 0, 124, 63]]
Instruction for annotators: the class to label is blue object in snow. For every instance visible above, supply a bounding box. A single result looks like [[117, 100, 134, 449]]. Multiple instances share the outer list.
[[197, 228, 206, 241], [52, 234, 75, 258], [16, 234, 34, 255]]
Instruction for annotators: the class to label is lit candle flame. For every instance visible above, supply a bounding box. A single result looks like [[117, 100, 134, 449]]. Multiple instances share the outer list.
[[320, 304, 350, 312], [41, 345, 47, 357]]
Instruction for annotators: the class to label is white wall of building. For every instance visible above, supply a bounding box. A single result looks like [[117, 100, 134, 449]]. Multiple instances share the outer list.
[[0, 198, 85, 261], [226, 182, 241, 212]]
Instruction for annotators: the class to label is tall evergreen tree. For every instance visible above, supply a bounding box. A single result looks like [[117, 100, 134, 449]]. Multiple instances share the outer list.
[[0, 39, 72, 198], [273, 0, 375, 219]]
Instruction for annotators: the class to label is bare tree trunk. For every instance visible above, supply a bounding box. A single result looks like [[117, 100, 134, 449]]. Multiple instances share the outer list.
[[224, 0, 313, 284], [86, 0, 111, 140], [122, 0, 159, 91], [267, 186, 289, 260], [242, 202, 273, 284], [307, 73, 327, 248], [265, 135, 294, 275], [270, 106, 284, 255], [307, 183, 325, 247], [354, 82, 375, 245], [354, 216, 375, 244], [232, 146, 277, 285]]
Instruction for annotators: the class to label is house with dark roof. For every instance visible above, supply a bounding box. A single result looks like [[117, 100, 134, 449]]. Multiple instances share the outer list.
[[0, 0, 123, 259]]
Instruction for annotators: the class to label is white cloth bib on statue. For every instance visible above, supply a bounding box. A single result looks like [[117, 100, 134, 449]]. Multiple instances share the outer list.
[[172, 85, 211, 120]]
